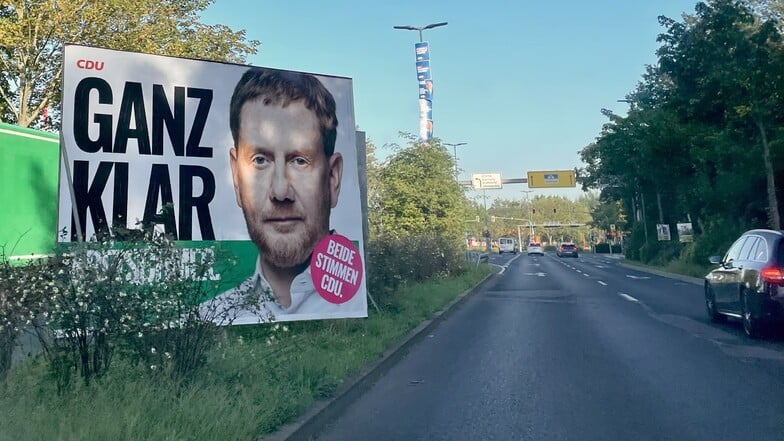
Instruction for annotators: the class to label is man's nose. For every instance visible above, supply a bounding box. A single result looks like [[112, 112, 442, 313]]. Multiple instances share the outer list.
[[269, 162, 293, 201]]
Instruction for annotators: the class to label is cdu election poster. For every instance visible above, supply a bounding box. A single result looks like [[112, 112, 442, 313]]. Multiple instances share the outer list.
[[58, 45, 367, 324]]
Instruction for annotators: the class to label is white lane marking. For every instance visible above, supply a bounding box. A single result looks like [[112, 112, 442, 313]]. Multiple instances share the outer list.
[[626, 275, 651, 280], [619, 292, 639, 303], [491, 263, 505, 275], [583, 273, 590, 277], [504, 254, 522, 268], [523, 272, 547, 277], [597, 281, 607, 286]]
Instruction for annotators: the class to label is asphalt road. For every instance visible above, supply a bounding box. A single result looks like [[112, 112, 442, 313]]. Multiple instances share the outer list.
[[315, 252, 784, 441]]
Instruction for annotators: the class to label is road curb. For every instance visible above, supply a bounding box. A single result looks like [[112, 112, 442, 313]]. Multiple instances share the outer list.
[[617, 261, 704, 286], [261, 267, 498, 441]]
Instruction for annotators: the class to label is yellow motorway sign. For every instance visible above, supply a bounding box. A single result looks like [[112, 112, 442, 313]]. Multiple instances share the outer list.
[[526, 170, 576, 188]]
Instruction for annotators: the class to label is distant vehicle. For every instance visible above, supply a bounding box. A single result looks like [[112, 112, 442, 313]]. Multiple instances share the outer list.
[[557, 243, 579, 258], [527, 242, 544, 256], [704, 229, 784, 339], [498, 237, 517, 254]]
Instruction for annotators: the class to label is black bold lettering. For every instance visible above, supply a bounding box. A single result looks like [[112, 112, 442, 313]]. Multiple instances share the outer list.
[[179, 165, 215, 240], [114, 82, 151, 155], [112, 162, 129, 230], [152, 85, 185, 156], [73, 77, 113, 153], [142, 164, 177, 238], [72, 160, 113, 240], [186, 88, 213, 158]]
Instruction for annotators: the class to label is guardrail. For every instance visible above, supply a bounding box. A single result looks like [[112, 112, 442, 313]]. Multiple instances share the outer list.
[[464, 250, 489, 266]]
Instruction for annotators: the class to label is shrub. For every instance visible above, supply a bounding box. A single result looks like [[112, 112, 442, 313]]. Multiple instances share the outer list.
[[366, 232, 464, 306], [4, 230, 257, 389], [0, 252, 51, 382]]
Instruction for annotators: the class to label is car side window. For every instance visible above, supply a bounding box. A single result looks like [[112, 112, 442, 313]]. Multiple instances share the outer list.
[[738, 237, 759, 261], [751, 238, 768, 262], [725, 237, 748, 263]]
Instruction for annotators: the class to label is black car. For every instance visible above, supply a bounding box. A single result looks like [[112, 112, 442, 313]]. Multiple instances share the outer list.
[[557, 243, 578, 258], [704, 229, 784, 338]]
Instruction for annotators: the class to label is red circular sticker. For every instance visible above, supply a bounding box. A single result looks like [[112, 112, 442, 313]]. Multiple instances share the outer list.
[[310, 234, 363, 304]]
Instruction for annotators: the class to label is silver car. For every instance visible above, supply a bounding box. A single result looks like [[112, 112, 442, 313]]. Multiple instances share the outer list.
[[527, 242, 544, 256]]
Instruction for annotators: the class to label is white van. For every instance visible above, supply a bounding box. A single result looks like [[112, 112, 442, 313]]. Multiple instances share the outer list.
[[498, 237, 518, 254]]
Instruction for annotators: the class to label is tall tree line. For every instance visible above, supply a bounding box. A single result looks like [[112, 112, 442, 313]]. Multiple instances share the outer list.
[[580, 0, 784, 263]]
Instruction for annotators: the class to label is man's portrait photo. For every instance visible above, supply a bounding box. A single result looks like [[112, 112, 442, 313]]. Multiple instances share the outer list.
[[206, 67, 367, 324], [57, 46, 367, 326]]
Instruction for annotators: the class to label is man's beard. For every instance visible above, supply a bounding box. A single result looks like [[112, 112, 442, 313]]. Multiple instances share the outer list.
[[242, 197, 331, 269]]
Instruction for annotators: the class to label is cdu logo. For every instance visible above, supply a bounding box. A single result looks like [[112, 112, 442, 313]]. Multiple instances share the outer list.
[[76, 59, 105, 71]]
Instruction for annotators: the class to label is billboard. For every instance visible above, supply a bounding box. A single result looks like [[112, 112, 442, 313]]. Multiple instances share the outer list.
[[677, 222, 694, 243], [59, 45, 367, 324], [656, 224, 671, 241], [0, 123, 59, 259], [526, 170, 576, 188]]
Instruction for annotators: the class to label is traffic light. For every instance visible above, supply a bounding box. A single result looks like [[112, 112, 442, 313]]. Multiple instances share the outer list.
[[553, 206, 557, 214], [532, 207, 536, 214]]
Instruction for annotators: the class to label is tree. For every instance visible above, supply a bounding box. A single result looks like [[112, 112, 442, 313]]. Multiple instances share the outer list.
[[0, 0, 259, 128], [657, 0, 784, 228], [376, 133, 466, 241], [581, 0, 784, 265]]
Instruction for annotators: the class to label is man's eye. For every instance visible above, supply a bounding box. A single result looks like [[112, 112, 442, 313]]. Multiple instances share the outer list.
[[291, 157, 309, 167], [251, 155, 268, 166]]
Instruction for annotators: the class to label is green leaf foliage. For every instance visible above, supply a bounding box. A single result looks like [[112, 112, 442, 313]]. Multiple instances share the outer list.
[[580, 0, 784, 264], [0, 0, 259, 128], [375, 134, 467, 241]]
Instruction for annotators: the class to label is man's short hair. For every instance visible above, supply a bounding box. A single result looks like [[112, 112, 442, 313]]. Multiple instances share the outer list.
[[230, 67, 338, 157]]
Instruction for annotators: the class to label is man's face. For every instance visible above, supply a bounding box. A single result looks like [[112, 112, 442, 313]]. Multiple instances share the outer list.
[[230, 98, 342, 269]]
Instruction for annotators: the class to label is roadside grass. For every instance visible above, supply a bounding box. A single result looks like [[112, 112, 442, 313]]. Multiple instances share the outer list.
[[620, 257, 712, 279], [0, 264, 491, 441]]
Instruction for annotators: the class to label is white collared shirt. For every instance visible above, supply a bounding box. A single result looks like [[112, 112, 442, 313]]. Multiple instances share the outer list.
[[204, 255, 364, 325]]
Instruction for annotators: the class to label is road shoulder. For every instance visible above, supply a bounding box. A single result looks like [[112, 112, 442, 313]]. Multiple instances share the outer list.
[[261, 267, 498, 441], [616, 259, 704, 286]]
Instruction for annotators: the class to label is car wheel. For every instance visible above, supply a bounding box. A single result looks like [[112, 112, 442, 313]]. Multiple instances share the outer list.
[[741, 289, 765, 339], [704, 285, 726, 323]]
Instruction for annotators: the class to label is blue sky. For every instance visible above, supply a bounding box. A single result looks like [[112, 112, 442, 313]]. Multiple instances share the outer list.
[[203, 0, 699, 203]]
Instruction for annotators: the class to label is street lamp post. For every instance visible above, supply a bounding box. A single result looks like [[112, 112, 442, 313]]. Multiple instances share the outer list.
[[393, 22, 449, 42], [394, 22, 448, 142], [482, 189, 490, 252], [444, 142, 467, 179]]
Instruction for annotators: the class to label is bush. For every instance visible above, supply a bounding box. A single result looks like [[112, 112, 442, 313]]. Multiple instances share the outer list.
[[366, 232, 464, 306], [1, 230, 255, 389], [638, 240, 681, 265], [689, 216, 745, 265], [0, 251, 50, 382], [594, 243, 621, 254]]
